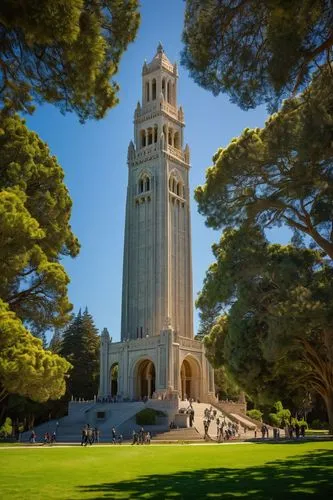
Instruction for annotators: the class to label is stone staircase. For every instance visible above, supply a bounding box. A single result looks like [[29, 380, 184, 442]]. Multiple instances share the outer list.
[[152, 427, 202, 442]]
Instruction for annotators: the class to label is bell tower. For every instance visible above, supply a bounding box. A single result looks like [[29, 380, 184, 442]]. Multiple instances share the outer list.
[[121, 43, 193, 341]]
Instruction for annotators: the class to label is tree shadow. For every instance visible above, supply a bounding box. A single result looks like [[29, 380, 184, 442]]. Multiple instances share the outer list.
[[77, 449, 333, 499]]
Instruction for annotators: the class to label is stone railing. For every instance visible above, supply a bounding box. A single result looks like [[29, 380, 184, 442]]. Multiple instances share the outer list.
[[136, 102, 158, 118], [135, 143, 159, 161], [161, 102, 178, 118], [178, 336, 202, 350], [167, 144, 185, 161]]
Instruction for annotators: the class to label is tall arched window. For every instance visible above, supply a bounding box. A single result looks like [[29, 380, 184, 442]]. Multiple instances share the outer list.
[[138, 174, 151, 194], [152, 79, 156, 100], [146, 81, 150, 102], [154, 125, 158, 143], [148, 128, 153, 145], [162, 79, 166, 99], [140, 130, 146, 148], [174, 132, 180, 149], [167, 80, 171, 103]]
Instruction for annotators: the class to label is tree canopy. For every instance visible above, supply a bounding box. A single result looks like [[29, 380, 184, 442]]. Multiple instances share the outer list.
[[0, 299, 71, 403], [195, 68, 333, 260], [0, 0, 140, 120], [0, 114, 78, 406], [198, 226, 333, 432], [182, 0, 333, 110], [0, 114, 79, 334]]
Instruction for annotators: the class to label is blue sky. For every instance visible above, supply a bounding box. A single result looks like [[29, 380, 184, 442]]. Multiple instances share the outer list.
[[26, 0, 290, 340]]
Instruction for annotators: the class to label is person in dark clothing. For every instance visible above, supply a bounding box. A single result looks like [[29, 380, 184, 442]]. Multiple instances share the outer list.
[[81, 426, 88, 446]]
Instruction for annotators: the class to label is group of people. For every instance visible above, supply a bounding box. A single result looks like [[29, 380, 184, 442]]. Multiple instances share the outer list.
[[81, 424, 100, 446], [29, 430, 56, 444], [202, 407, 241, 441], [255, 421, 307, 440], [131, 427, 151, 445], [284, 421, 306, 439], [43, 432, 56, 444]]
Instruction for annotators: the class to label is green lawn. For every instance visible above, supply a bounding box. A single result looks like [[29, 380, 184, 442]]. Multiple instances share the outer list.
[[0, 442, 332, 499]]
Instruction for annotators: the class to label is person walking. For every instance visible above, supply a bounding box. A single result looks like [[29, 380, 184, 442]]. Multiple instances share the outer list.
[[81, 426, 88, 446], [111, 426, 116, 444]]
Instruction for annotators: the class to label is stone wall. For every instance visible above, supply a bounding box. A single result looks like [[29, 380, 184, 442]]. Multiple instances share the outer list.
[[216, 400, 247, 415]]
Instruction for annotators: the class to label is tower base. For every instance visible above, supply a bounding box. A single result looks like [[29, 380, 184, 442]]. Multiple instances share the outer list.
[[99, 328, 215, 403]]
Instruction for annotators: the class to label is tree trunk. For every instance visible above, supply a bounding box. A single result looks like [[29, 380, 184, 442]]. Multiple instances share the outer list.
[[324, 391, 333, 435]]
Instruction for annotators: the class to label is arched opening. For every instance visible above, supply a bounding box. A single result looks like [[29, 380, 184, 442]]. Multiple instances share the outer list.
[[172, 82, 176, 105], [174, 131, 180, 149], [162, 78, 166, 99], [168, 128, 173, 146], [135, 359, 156, 399], [152, 79, 156, 100], [154, 125, 158, 143], [146, 81, 150, 102], [145, 176, 150, 191], [180, 357, 201, 401], [167, 80, 171, 103], [140, 130, 146, 148], [139, 178, 144, 193], [110, 363, 119, 397], [147, 127, 153, 145]]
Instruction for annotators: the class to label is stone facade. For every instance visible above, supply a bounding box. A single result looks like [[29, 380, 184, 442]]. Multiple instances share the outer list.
[[99, 44, 215, 403]]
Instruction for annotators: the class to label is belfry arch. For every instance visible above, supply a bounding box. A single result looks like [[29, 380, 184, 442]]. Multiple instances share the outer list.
[[134, 359, 156, 399], [180, 356, 201, 401]]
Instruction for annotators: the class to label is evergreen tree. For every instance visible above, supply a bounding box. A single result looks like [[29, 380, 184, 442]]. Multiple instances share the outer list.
[[0, 0, 140, 120], [61, 308, 100, 400], [182, 0, 333, 110]]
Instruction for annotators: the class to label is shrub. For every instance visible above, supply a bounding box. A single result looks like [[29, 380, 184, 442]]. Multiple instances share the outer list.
[[0, 417, 12, 437], [310, 419, 328, 430], [268, 413, 281, 427], [135, 408, 166, 425], [246, 409, 263, 421]]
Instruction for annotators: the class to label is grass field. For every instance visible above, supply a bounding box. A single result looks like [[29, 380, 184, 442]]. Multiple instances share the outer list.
[[0, 441, 332, 499]]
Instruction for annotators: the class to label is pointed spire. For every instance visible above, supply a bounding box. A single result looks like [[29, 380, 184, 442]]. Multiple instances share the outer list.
[[127, 140, 135, 162], [157, 42, 164, 54], [184, 144, 190, 164]]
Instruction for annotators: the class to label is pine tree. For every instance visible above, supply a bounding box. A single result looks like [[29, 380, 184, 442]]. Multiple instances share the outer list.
[[60, 308, 100, 400], [49, 328, 64, 354]]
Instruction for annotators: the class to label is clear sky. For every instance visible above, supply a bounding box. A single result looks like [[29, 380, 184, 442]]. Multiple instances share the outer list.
[[25, 0, 290, 341]]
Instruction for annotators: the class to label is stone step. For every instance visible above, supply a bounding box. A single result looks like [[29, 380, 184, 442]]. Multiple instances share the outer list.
[[152, 427, 202, 441]]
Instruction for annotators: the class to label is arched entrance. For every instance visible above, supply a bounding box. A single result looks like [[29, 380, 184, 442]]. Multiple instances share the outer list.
[[135, 359, 156, 399], [110, 363, 119, 397], [180, 357, 201, 401]]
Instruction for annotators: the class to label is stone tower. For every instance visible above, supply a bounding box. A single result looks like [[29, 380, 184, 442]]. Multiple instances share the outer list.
[[121, 43, 193, 341], [99, 45, 215, 403]]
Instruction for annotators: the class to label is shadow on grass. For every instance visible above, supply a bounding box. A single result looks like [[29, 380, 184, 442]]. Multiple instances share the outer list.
[[77, 449, 333, 499]]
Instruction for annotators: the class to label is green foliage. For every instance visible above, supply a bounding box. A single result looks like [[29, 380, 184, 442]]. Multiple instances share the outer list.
[[0, 417, 12, 437], [214, 367, 241, 401], [182, 0, 333, 110], [274, 401, 283, 413], [310, 419, 328, 430], [247, 409, 263, 422], [60, 308, 100, 400], [0, 0, 140, 120], [198, 226, 333, 432], [135, 408, 166, 425], [0, 299, 71, 403], [0, 114, 79, 335], [195, 68, 333, 261], [268, 413, 280, 427]]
